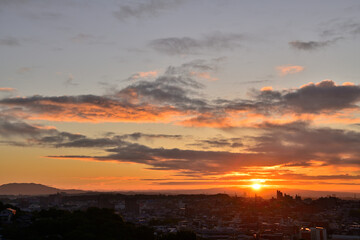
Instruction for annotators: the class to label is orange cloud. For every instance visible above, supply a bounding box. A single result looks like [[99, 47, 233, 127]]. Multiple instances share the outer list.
[[342, 82, 355, 86], [1, 79, 360, 128], [190, 71, 218, 81], [130, 71, 158, 80], [261, 86, 273, 91], [0, 87, 15, 92], [23, 101, 184, 123], [277, 65, 304, 76]]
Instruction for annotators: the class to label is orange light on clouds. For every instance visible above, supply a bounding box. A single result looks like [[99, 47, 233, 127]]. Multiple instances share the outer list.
[[0, 87, 16, 92], [190, 71, 219, 81], [260, 86, 273, 91], [129, 71, 158, 80], [277, 65, 304, 76]]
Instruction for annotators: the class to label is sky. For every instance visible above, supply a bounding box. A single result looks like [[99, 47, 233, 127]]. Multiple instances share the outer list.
[[1, 0, 360, 192]]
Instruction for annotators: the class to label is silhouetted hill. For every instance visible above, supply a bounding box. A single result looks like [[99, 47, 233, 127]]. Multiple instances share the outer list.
[[0, 183, 85, 196]]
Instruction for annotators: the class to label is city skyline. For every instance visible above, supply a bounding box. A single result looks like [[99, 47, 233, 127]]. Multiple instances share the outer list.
[[1, 0, 360, 192]]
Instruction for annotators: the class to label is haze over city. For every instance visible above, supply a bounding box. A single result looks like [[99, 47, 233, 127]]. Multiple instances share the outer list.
[[1, 0, 360, 194]]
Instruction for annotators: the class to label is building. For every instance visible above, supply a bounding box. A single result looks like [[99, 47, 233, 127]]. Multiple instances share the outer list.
[[125, 199, 139, 215], [0, 208, 16, 223], [299, 227, 327, 240]]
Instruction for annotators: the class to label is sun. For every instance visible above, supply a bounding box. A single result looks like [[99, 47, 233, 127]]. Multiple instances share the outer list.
[[251, 183, 262, 190]]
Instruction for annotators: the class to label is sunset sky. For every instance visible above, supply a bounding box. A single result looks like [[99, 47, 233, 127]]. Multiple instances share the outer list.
[[1, 0, 360, 192]]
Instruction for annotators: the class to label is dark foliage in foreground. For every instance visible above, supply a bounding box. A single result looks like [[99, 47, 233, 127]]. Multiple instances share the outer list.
[[1, 207, 197, 240]]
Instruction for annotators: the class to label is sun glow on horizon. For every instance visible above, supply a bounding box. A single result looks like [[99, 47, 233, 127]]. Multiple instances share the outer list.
[[251, 183, 262, 190]]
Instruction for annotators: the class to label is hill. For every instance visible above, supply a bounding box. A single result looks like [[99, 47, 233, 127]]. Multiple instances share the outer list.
[[0, 183, 84, 196]]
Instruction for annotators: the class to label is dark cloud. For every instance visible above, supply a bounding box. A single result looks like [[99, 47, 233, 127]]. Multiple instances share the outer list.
[[0, 115, 182, 149], [0, 37, 20, 46], [55, 137, 125, 148], [123, 132, 182, 141], [165, 58, 225, 75], [187, 137, 243, 149], [55, 133, 182, 148], [288, 20, 360, 52], [321, 20, 360, 38], [47, 122, 360, 173], [149, 33, 244, 55], [288, 39, 337, 51], [117, 75, 210, 112], [49, 147, 284, 174], [250, 121, 360, 166], [0, 115, 84, 146], [247, 80, 360, 114], [282, 80, 360, 113], [0, 116, 54, 138], [238, 80, 271, 85], [113, 0, 184, 21]]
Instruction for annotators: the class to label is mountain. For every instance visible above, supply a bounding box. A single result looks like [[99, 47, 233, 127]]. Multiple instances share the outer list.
[[0, 183, 85, 196]]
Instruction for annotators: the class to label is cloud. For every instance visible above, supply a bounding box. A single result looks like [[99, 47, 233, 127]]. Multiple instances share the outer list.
[[0, 88, 16, 92], [321, 20, 360, 38], [127, 71, 158, 81], [0, 93, 184, 123], [250, 121, 360, 167], [117, 75, 208, 112], [164, 58, 224, 82], [190, 72, 218, 81], [281, 80, 360, 113], [43, 121, 359, 174], [47, 119, 360, 174], [288, 20, 360, 52], [0, 115, 182, 149], [0, 115, 84, 145], [0, 37, 20, 46], [277, 65, 304, 76], [49, 147, 285, 174], [187, 137, 243, 149], [260, 86, 273, 92], [239, 79, 271, 85], [122, 132, 182, 141], [2, 112, 360, 177], [63, 74, 78, 87], [244, 79, 360, 116], [149, 33, 244, 55], [0, 116, 53, 138], [1, 66, 360, 128], [113, 0, 184, 21], [289, 39, 337, 51]]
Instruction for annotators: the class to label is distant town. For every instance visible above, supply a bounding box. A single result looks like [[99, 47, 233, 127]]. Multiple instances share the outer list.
[[0, 188, 359, 240]]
